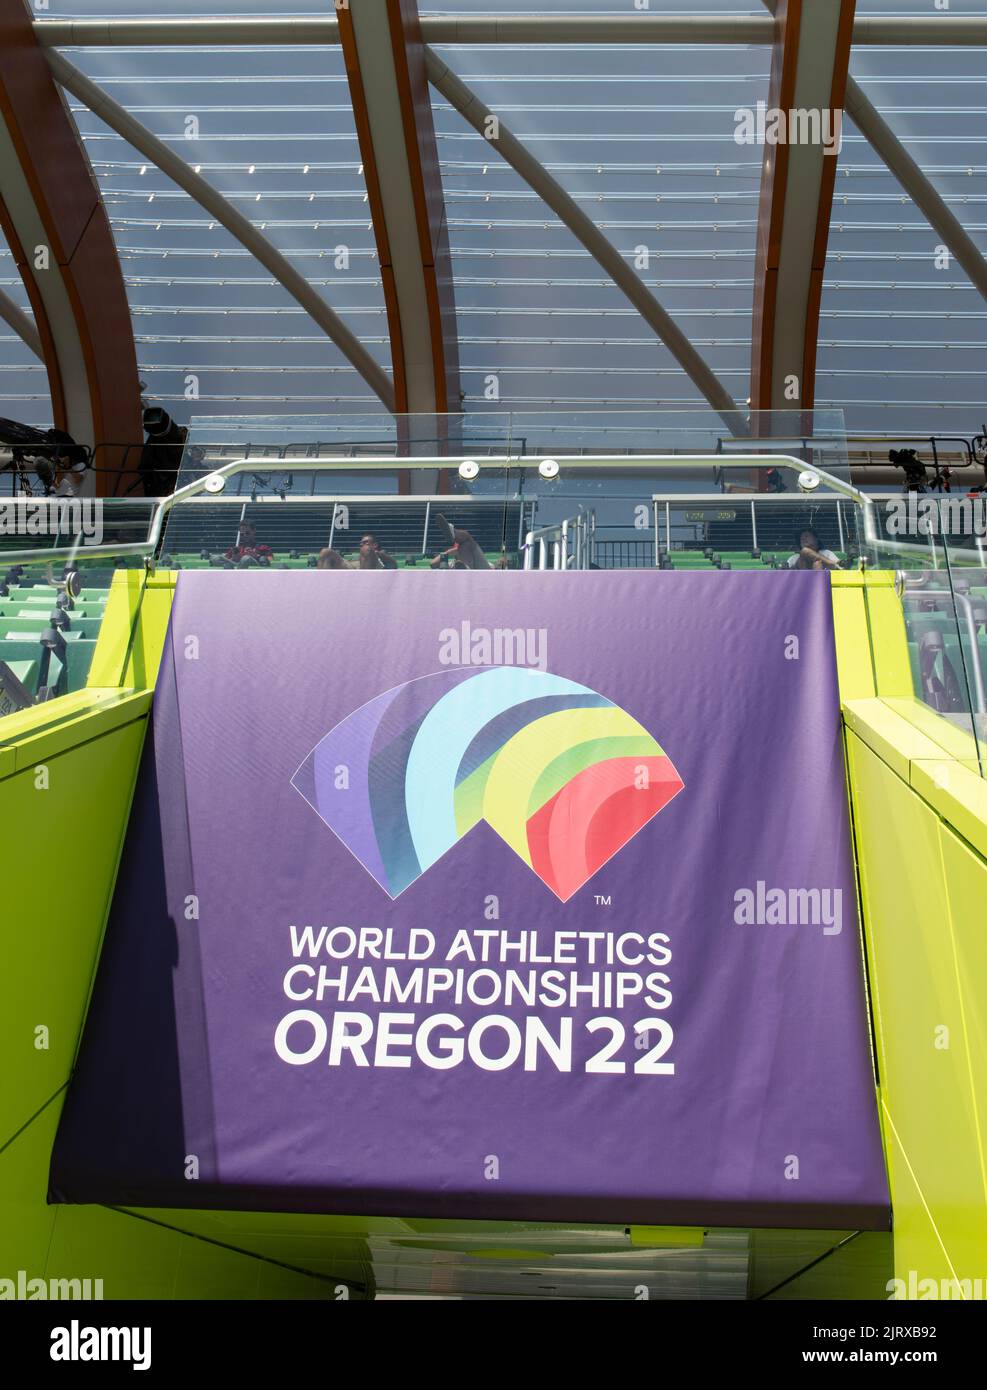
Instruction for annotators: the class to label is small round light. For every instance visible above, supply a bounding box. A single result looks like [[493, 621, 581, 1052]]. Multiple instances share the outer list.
[[538, 458, 560, 481], [797, 469, 820, 493], [458, 459, 479, 481], [203, 472, 227, 494]]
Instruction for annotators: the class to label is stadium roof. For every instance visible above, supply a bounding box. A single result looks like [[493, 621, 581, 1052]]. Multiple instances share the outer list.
[[1, 0, 986, 451]]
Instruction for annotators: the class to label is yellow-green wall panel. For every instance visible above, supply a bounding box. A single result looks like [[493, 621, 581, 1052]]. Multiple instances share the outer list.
[[0, 716, 148, 1142], [830, 581, 875, 700], [847, 732, 987, 1285], [87, 569, 176, 693], [864, 585, 914, 698], [938, 824, 987, 1192]]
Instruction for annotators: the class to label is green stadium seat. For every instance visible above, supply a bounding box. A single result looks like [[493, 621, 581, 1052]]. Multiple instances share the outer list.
[[0, 640, 43, 683], [0, 617, 103, 640], [0, 634, 96, 695], [0, 655, 39, 697], [1, 629, 97, 645]]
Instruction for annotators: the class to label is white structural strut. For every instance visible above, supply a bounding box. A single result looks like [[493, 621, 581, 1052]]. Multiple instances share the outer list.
[[0, 287, 42, 359]]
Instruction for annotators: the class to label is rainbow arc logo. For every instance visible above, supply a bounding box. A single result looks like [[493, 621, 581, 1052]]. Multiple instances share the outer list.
[[291, 667, 684, 901]]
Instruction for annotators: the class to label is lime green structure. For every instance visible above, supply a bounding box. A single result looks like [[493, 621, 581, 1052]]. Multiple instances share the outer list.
[[1, 566, 985, 1299], [831, 571, 987, 1295]]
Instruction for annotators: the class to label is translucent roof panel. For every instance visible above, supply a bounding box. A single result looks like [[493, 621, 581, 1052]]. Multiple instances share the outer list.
[[3, 0, 986, 444], [818, 23, 987, 437], [426, 4, 769, 415], [0, 225, 40, 425], [2, 0, 389, 432]]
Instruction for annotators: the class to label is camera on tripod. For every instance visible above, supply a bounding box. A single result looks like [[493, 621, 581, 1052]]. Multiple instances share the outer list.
[[136, 407, 188, 497], [889, 447, 928, 494], [0, 418, 90, 495]]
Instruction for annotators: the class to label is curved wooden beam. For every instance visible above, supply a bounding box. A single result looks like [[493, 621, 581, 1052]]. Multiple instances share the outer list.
[[751, 0, 856, 425], [0, 0, 142, 494], [338, 0, 459, 420]]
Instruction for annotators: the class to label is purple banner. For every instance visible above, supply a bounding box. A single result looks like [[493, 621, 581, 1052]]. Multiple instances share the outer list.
[[50, 571, 889, 1227]]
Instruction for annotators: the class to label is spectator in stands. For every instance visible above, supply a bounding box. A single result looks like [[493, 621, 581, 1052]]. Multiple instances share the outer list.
[[788, 528, 842, 571], [429, 513, 491, 570], [356, 533, 398, 570], [225, 520, 273, 567], [317, 547, 345, 570]]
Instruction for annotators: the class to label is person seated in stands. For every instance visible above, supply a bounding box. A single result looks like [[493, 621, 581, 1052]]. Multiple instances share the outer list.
[[788, 528, 842, 571], [356, 533, 397, 570], [225, 520, 273, 566], [429, 513, 491, 570], [317, 547, 345, 570]]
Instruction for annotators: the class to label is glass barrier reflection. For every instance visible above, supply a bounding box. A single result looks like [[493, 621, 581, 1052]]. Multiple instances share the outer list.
[[877, 493, 987, 778], [0, 550, 148, 727]]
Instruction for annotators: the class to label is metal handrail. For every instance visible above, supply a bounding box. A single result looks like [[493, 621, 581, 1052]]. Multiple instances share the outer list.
[[523, 510, 594, 571], [0, 454, 873, 567]]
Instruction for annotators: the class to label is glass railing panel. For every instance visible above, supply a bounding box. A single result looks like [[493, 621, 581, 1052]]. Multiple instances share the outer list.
[[159, 463, 526, 573], [156, 406, 857, 569], [648, 491, 865, 574], [158, 447, 867, 577], [882, 495, 986, 778], [936, 505, 987, 777], [0, 492, 157, 724]]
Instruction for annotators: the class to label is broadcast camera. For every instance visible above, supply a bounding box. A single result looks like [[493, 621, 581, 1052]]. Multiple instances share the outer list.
[[0, 418, 90, 495], [136, 406, 188, 497], [889, 447, 928, 494]]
